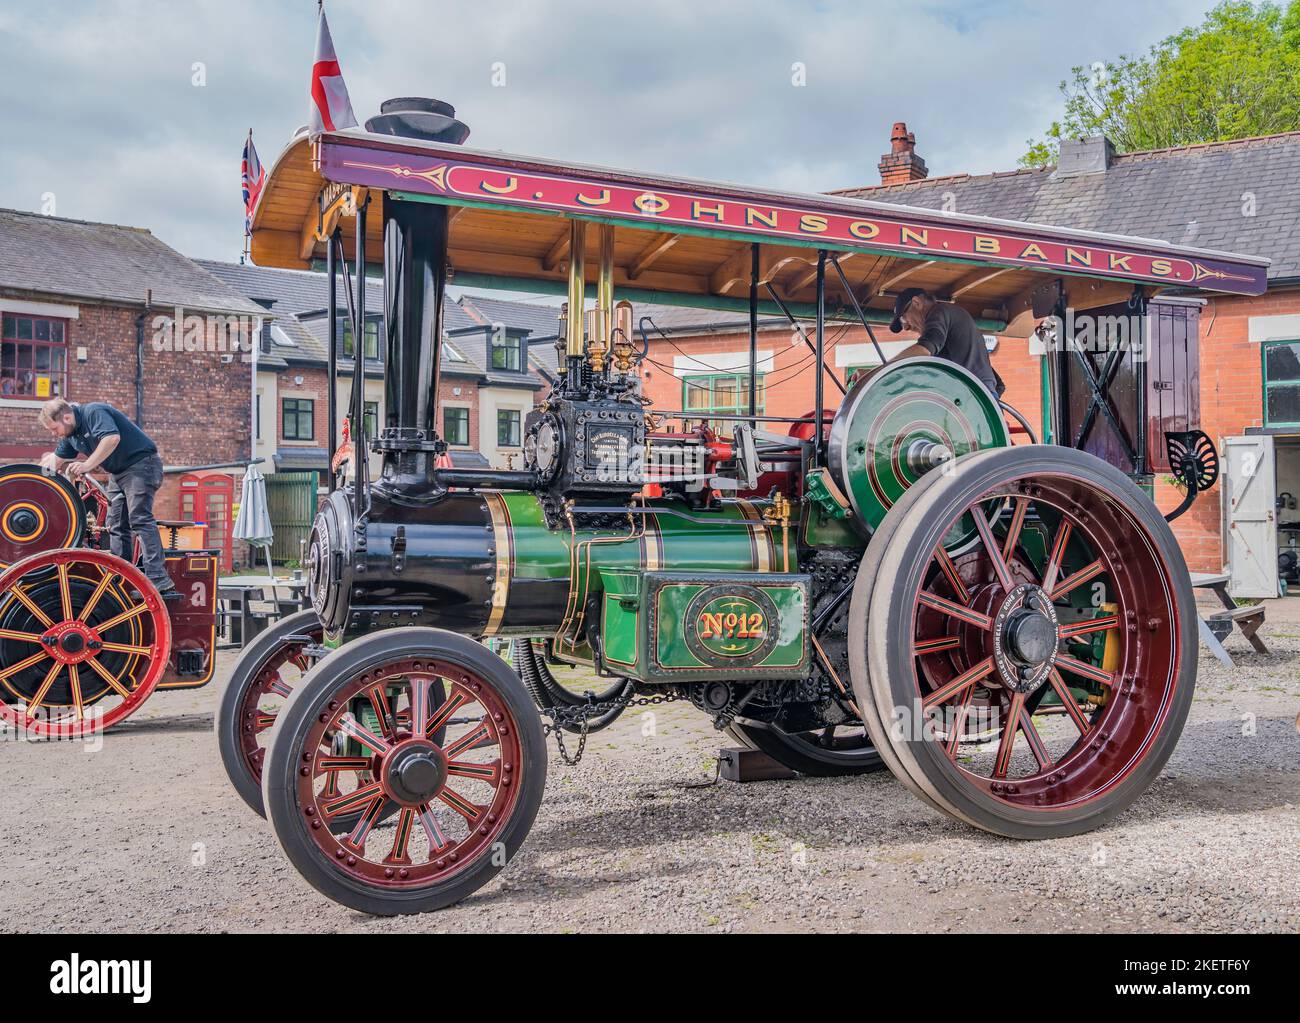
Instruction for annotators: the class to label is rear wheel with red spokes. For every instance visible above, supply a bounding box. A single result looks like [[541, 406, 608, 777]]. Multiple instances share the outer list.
[[261, 628, 546, 915], [215, 608, 323, 817], [850, 446, 1196, 838], [0, 549, 170, 738]]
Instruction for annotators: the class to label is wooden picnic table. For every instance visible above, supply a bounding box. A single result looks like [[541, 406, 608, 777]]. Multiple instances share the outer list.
[[1189, 571, 1269, 666], [217, 575, 308, 648]]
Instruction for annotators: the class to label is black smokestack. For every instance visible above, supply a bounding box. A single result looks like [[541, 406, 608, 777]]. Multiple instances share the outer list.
[[370, 99, 469, 496]]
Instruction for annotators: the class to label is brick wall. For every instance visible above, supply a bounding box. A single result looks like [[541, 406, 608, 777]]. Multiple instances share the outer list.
[[438, 372, 481, 450], [275, 365, 330, 446], [1, 295, 252, 479]]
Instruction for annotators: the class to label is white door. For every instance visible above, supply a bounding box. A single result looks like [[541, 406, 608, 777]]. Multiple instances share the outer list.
[[1223, 435, 1277, 598]]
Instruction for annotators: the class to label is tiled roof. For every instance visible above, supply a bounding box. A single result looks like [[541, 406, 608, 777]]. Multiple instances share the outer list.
[[0, 209, 267, 315], [833, 132, 1300, 281], [198, 259, 386, 317], [458, 293, 563, 376]]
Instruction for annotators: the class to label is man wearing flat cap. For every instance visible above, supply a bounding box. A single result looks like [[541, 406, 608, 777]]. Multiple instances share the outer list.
[[886, 287, 1004, 396]]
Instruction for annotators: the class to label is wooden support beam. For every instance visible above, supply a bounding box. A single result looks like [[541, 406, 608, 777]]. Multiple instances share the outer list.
[[790, 251, 858, 296], [543, 228, 571, 271], [710, 245, 812, 296], [876, 259, 937, 296], [941, 266, 1011, 301], [628, 232, 681, 280]]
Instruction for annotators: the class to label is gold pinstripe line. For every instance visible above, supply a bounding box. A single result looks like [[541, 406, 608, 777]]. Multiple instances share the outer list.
[[483, 493, 513, 637]]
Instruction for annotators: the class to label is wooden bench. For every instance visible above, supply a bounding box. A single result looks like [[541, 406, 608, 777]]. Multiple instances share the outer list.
[[1189, 572, 1269, 667]]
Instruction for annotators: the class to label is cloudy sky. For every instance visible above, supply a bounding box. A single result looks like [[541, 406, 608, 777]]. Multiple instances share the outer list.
[[0, 0, 1217, 263]]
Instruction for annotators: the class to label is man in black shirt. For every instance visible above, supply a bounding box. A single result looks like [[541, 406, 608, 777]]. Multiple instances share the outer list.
[[888, 287, 1004, 396], [38, 398, 180, 599]]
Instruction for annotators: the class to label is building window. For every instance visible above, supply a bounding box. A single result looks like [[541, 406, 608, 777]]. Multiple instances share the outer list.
[[497, 408, 521, 448], [1, 313, 68, 399], [282, 397, 315, 440], [363, 400, 379, 439], [255, 393, 262, 441], [1263, 341, 1300, 426], [343, 318, 380, 360], [489, 331, 523, 372], [682, 373, 765, 436], [445, 406, 470, 447]]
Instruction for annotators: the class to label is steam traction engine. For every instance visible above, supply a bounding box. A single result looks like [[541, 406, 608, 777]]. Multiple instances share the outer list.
[[0, 465, 218, 737], [216, 97, 1268, 915]]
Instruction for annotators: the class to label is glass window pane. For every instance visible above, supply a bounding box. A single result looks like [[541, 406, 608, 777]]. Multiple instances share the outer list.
[[2, 315, 14, 338], [34, 319, 49, 341], [35, 346, 49, 370], [16, 318, 32, 340], [1267, 383, 1300, 424], [50, 321, 64, 343], [1266, 342, 1300, 383]]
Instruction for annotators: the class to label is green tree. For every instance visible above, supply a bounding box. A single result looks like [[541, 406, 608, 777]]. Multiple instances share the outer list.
[[1022, 1, 1300, 166]]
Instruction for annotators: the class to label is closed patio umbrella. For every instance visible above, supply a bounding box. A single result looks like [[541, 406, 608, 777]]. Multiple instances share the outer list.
[[233, 463, 274, 575]]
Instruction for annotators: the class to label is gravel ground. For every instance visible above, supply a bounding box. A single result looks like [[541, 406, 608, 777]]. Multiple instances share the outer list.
[[2, 595, 1297, 934]]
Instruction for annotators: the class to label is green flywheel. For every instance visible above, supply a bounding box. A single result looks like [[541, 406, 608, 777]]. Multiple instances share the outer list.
[[827, 357, 1009, 535]]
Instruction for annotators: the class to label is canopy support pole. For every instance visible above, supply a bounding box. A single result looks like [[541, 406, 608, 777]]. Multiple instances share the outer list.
[[326, 228, 340, 494], [829, 254, 887, 367], [353, 196, 369, 519], [814, 250, 827, 467], [761, 282, 847, 398], [748, 244, 759, 417]]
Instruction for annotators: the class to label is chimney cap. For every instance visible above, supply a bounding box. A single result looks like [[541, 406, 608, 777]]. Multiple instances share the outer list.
[[365, 98, 470, 145], [1056, 135, 1115, 178]]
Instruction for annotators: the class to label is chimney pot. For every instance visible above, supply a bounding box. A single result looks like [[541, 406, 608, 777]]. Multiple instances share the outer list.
[[880, 122, 928, 186]]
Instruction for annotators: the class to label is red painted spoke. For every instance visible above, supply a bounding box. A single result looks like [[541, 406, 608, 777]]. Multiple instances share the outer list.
[[100, 641, 153, 657], [96, 603, 149, 633], [971, 504, 1015, 591], [1048, 669, 1093, 735], [0, 628, 42, 643], [77, 569, 115, 623], [254, 712, 277, 732], [68, 664, 84, 720], [336, 712, 393, 756], [447, 758, 501, 785], [8, 586, 54, 629], [922, 656, 995, 709], [417, 802, 450, 851], [343, 797, 387, 852], [945, 683, 978, 759], [56, 564, 73, 621], [83, 655, 132, 698], [1058, 613, 1119, 640], [25, 660, 64, 716], [1018, 707, 1053, 771], [0, 648, 51, 683], [441, 722, 492, 760], [367, 684, 395, 737], [934, 549, 970, 604], [409, 676, 433, 735], [267, 676, 293, 698], [918, 591, 992, 631], [1002, 497, 1029, 563], [1050, 559, 1105, 601], [424, 687, 466, 737], [993, 692, 1026, 778], [385, 808, 416, 865], [1041, 521, 1073, 593], [321, 780, 384, 819], [317, 756, 373, 772], [1056, 653, 1114, 687], [915, 634, 962, 655], [438, 787, 485, 823]]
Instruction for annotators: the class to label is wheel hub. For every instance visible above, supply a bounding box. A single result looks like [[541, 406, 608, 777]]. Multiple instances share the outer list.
[[383, 740, 447, 805], [5, 504, 42, 540], [992, 584, 1059, 694], [41, 621, 102, 666]]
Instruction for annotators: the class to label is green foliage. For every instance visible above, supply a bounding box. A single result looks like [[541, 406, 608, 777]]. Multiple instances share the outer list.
[[1022, 1, 1300, 166]]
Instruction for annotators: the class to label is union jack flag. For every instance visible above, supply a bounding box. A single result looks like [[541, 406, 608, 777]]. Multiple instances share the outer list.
[[241, 131, 265, 235]]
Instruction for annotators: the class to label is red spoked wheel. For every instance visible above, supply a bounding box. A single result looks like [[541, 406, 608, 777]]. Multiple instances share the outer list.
[[261, 628, 546, 915], [850, 446, 1196, 838], [0, 549, 171, 739], [215, 608, 323, 817], [0, 464, 85, 568]]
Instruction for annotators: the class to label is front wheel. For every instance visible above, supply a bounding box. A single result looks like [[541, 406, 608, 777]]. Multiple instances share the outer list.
[[849, 446, 1197, 839], [261, 628, 547, 915]]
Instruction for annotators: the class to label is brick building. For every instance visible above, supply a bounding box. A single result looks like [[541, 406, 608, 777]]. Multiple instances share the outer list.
[[0, 209, 267, 569]]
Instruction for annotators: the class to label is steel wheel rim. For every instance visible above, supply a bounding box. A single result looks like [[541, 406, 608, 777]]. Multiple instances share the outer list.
[[0, 549, 169, 737], [908, 473, 1179, 810], [296, 656, 523, 889]]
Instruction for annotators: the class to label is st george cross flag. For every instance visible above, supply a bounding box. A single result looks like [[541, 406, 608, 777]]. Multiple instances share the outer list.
[[241, 131, 265, 235], [309, 6, 358, 135]]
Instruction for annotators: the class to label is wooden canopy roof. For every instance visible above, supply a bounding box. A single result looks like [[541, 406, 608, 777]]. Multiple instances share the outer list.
[[250, 128, 1269, 335]]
